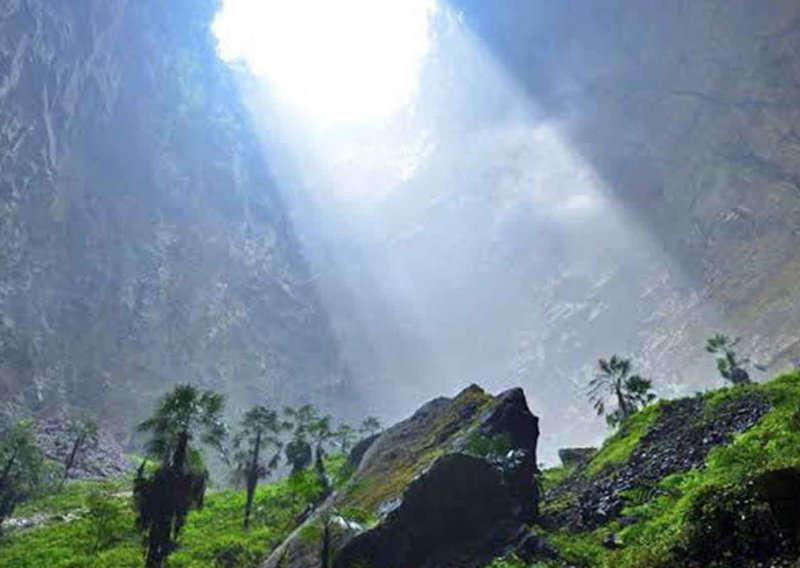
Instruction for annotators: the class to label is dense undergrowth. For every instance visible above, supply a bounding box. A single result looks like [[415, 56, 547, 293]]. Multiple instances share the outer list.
[[0, 457, 343, 567], [501, 370, 800, 567]]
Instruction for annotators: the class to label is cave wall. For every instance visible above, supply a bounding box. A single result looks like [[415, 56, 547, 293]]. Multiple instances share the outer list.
[[0, 0, 348, 435], [455, 0, 800, 369]]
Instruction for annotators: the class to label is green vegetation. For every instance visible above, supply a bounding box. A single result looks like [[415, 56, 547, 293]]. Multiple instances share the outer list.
[[464, 431, 513, 462], [135, 384, 227, 567], [706, 333, 752, 385], [358, 417, 383, 439], [584, 402, 662, 477], [5, 367, 799, 568], [0, 468, 325, 567], [587, 356, 656, 427], [0, 382, 372, 567], [0, 420, 49, 530], [500, 370, 800, 568], [230, 406, 286, 529]]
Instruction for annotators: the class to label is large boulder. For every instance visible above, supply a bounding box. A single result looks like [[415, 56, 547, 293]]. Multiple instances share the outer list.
[[479, 387, 540, 458], [263, 384, 541, 568], [333, 453, 534, 568]]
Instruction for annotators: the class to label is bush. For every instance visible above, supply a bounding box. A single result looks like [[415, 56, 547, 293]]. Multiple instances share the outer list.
[[681, 480, 782, 564]]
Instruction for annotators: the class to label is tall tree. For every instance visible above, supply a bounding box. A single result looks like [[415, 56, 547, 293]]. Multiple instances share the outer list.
[[588, 356, 656, 427], [706, 334, 751, 385], [283, 405, 318, 474], [284, 405, 334, 501], [58, 419, 98, 489], [333, 423, 355, 453], [0, 420, 46, 532], [231, 406, 286, 529], [359, 416, 383, 439], [134, 384, 226, 567]]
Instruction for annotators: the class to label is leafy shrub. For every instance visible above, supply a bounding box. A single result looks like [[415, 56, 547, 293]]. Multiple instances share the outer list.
[[681, 481, 782, 564], [465, 432, 513, 461], [84, 490, 128, 552]]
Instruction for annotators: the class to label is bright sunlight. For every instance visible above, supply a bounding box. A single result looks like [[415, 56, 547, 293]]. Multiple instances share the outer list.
[[213, 0, 437, 123]]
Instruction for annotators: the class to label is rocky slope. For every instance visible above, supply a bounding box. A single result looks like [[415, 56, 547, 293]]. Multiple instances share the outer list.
[[0, 0, 347, 434], [533, 372, 800, 567]]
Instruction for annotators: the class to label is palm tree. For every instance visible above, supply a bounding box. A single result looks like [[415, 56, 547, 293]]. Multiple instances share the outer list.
[[359, 416, 383, 439], [134, 384, 227, 567], [588, 356, 656, 427], [706, 334, 751, 385], [283, 405, 317, 474], [333, 423, 355, 453], [231, 406, 286, 529]]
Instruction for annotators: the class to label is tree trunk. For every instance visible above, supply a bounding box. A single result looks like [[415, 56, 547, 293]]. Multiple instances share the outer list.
[[243, 429, 261, 529], [0, 445, 20, 489], [615, 383, 630, 420], [172, 431, 189, 472], [314, 443, 332, 502], [321, 516, 331, 568], [59, 432, 85, 489]]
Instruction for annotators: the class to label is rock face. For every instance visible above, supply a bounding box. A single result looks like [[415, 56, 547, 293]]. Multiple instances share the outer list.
[[479, 387, 540, 455], [0, 0, 346, 432], [263, 385, 541, 568], [333, 453, 530, 568], [34, 418, 132, 480]]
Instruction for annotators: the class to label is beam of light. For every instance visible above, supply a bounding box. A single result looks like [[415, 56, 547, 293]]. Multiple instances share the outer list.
[[212, 3, 727, 464], [213, 0, 437, 123]]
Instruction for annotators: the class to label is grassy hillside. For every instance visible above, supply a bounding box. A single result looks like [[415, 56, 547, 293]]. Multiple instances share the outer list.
[[0, 465, 331, 568], [494, 370, 800, 567]]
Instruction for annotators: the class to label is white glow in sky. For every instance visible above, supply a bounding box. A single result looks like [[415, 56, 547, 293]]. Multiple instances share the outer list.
[[213, 0, 436, 123]]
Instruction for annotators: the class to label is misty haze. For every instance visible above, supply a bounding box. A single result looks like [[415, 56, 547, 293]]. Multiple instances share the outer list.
[[1, 1, 800, 567]]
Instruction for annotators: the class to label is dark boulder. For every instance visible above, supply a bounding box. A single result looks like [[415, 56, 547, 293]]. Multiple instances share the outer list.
[[479, 387, 540, 458], [334, 452, 537, 568]]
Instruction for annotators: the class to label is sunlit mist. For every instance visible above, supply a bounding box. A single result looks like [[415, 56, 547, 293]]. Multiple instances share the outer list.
[[212, 4, 726, 463], [213, 0, 436, 123]]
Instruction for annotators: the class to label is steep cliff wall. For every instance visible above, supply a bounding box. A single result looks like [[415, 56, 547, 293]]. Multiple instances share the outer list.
[[0, 0, 347, 434], [455, 0, 800, 371]]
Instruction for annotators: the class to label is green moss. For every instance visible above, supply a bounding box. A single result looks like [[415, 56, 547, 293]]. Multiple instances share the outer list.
[[540, 466, 573, 494], [338, 385, 493, 515], [584, 403, 662, 477]]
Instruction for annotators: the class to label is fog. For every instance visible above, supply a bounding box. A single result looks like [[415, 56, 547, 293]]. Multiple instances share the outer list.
[[214, 1, 739, 462]]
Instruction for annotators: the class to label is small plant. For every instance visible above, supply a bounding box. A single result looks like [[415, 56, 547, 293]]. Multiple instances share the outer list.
[[0, 419, 47, 530], [84, 490, 127, 552], [706, 334, 751, 385], [588, 355, 656, 427], [465, 432, 513, 462]]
